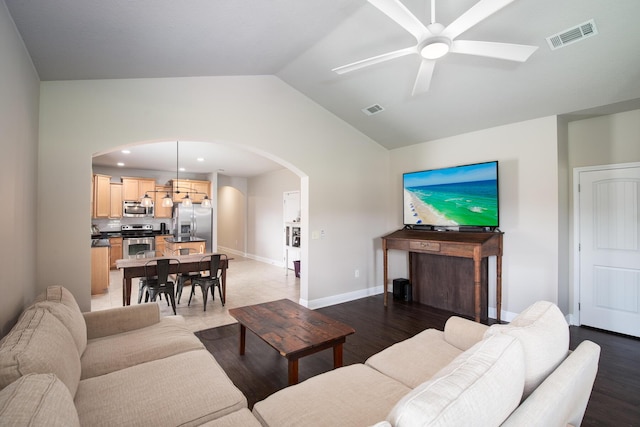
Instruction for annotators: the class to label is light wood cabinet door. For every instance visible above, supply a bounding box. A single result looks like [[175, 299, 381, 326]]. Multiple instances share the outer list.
[[93, 174, 111, 218], [166, 240, 206, 255], [109, 237, 122, 269], [191, 180, 210, 203], [109, 183, 122, 218], [122, 177, 156, 201], [91, 246, 110, 294], [171, 179, 210, 203], [155, 236, 167, 256], [154, 185, 173, 218]]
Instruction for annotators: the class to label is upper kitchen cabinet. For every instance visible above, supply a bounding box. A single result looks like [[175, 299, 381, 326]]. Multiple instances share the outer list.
[[92, 174, 111, 218], [110, 183, 123, 218], [170, 179, 210, 203], [122, 177, 156, 201], [154, 185, 173, 218]]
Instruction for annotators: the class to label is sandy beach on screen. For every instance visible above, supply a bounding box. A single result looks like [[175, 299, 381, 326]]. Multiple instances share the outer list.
[[404, 190, 457, 226]]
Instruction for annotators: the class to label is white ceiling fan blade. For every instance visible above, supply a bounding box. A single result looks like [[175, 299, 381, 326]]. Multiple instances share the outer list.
[[450, 40, 538, 62], [411, 59, 436, 95], [332, 46, 416, 74], [442, 0, 515, 40], [368, 0, 432, 41]]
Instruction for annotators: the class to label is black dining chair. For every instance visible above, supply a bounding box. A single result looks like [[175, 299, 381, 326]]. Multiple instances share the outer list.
[[142, 258, 180, 315], [189, 254, 227, 311], [173, 248, 200, 304]]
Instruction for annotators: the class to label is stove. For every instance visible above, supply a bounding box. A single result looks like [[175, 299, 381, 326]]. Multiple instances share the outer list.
[[121, 224, 154, 237], [121, 224, 155, 258]]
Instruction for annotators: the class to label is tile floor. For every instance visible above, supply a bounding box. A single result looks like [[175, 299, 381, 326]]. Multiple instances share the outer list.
[[91, 256, 300, 332]]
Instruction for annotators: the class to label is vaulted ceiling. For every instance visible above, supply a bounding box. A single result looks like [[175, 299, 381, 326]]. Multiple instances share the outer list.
[[6, 0, 640, 174]]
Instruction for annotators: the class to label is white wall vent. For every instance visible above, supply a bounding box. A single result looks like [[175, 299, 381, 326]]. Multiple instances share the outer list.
[[362, 104, 385, 116], [546, 19, 598, 50]]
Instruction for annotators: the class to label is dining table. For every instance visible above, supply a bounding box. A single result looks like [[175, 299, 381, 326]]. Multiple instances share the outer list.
[[115, 253, 231, 306]]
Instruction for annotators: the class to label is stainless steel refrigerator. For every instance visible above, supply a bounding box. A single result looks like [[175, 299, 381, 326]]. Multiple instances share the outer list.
[[173, 203, 213, 251]]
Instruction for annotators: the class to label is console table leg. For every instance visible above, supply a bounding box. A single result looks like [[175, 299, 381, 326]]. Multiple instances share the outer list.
[[474, 252, 481, 322], [497, 255, 503, 322]]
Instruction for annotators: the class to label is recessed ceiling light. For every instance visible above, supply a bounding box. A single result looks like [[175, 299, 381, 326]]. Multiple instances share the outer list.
[[197, 157, 204, 162], [121, 149, 130, 154], [117, 162, 125, 167]]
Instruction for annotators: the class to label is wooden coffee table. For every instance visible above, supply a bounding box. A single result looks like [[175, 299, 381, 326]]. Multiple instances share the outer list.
[[228, 299, 355, 385]]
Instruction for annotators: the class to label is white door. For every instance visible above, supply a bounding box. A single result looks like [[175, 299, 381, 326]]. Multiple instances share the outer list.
[[577, 163, 640, 337]]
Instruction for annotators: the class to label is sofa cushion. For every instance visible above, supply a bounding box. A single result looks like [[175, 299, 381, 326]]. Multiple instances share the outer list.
[[33, 285, 87, 355], [198, 408, 262, 427], [75, 349, 246, 427], [0, 309, 81, 397], [0, 373, 80, 427], [387, 334, 525, 427], [81, 315, 205, 379], [252, 364, 411, 427], [365, 329, 463, 388], [484, 300, 569, 398]]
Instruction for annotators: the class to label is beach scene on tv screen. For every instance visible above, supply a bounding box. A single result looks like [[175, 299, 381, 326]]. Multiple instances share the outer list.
[[404, 162, 498, 227]]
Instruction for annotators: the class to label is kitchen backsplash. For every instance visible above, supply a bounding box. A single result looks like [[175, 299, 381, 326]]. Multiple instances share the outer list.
[[92, 217, 173, 234]]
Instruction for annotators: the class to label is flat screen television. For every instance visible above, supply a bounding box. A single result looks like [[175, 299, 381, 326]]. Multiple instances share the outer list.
[[403, 161, 499, 229]]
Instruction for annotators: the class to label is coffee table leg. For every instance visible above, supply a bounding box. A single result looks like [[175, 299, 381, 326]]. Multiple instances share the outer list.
[[288, 359, 299, 385], [239, 324, 246, 355], [333, 343, 344, 369]]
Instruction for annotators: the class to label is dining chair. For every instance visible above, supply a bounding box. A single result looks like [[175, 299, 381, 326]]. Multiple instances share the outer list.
[[173, 248, 199, 304], [143, 258, 180, 315], [189, 254, 227, 311]]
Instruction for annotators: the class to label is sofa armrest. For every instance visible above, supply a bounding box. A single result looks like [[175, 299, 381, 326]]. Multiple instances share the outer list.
[[443, 316, 489, 351], [83, 304, 160, 340]]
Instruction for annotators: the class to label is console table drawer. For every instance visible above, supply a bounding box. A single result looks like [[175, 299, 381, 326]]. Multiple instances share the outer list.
[[409, 241, 440, 252]]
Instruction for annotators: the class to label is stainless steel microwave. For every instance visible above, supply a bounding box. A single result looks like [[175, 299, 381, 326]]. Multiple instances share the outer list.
[[123, 201, 154, 217]]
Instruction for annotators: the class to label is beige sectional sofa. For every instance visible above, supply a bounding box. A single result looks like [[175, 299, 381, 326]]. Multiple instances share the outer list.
[[251, 300, 601, 427], [0, 286, 600, 427], [0, 286, 250, 426]]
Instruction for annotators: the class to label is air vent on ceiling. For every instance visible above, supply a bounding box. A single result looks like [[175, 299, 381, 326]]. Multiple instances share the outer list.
[[362, 104, 385, 116], [546, 19, 598, 50]]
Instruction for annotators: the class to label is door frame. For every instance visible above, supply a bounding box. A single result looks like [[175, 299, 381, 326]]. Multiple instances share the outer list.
[[572, 161, 640, 326]]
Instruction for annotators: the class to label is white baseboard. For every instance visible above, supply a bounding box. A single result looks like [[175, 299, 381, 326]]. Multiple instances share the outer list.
[[300, 285, 385, 309], [217, 247, 284, 268]]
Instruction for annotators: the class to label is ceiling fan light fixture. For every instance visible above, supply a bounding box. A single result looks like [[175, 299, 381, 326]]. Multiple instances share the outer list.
[[420, 38, 451, 60]]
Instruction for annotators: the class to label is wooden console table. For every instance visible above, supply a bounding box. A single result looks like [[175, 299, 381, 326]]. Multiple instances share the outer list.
[[382, 229, 503, 322]]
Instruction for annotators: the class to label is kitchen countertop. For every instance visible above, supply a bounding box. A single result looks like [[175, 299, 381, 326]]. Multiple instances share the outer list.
[[164, 236, 206, 243]]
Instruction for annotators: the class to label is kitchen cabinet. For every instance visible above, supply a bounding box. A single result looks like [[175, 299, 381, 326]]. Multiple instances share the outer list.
[[154, 185, 173, 218], [165, 240, 206, 255], [122, 177, 156, 201], [109, 237, 122, 269], [110, 183, 123, 218], [170, 179, 210, 203], [91, 246, 110, 295], [93, 174, 111, 218], [155, 235, 167, 256]]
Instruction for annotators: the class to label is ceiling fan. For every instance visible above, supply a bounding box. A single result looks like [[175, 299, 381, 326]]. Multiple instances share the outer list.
[[333, 0, 538, 95]]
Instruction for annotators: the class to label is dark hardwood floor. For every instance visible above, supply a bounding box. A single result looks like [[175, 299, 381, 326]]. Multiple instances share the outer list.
[[195, 294, 640, 426]]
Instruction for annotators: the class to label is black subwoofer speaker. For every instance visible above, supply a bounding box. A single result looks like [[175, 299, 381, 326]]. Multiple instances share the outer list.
[[392, 278, 412, 301]]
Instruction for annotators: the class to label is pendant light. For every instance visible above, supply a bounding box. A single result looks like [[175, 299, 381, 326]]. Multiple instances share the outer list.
[[140, 193, 153, 207], [201, 195, 212, 208], [161, 192, 173, 208]]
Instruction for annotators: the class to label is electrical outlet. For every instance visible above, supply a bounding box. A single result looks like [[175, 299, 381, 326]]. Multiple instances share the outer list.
[[355, 269, 359, 278]]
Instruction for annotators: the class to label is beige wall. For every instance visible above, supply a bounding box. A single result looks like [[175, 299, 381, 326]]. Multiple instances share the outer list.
[[247, 169, 300, 265], [389, 117, 560, 320], [0, 2, 40, 336], [38, 76, 390, 311]]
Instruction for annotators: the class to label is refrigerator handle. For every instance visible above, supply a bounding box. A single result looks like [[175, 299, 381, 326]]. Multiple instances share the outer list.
[[192, 211, 196, 236]]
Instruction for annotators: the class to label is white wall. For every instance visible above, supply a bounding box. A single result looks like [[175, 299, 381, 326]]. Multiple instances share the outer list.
[[38, 76, 389, 311], [389, 116, 560, 319], [0, 2, 40, 336], [247, 169, 300, 265]]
